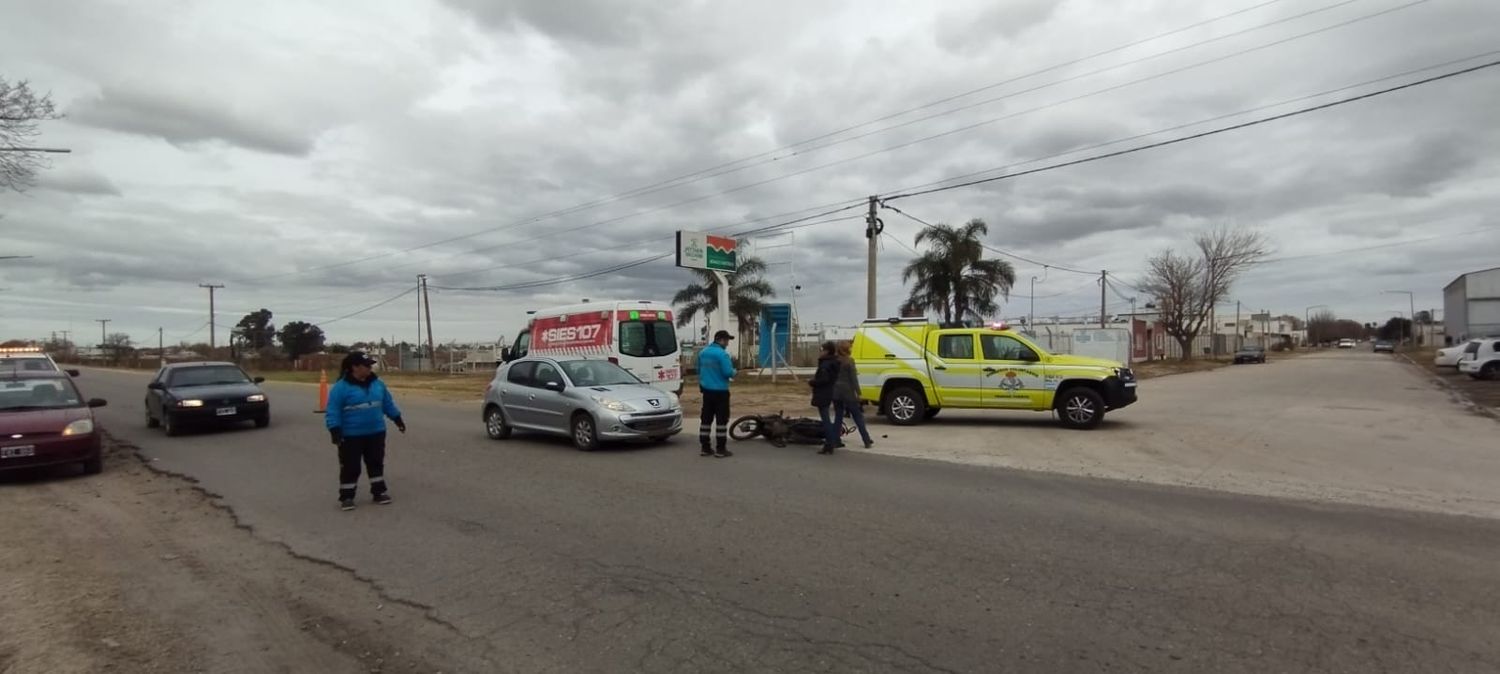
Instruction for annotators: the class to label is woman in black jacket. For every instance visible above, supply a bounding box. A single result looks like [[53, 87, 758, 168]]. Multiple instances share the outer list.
[[809, 341, 842, 454]]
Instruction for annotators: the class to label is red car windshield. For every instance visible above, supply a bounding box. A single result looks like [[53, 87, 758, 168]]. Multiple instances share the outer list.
[[0, 376, 83, 411]]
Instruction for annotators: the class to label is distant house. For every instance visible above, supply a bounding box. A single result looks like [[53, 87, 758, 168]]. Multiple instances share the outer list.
[[1444, 267, 1500, 343]]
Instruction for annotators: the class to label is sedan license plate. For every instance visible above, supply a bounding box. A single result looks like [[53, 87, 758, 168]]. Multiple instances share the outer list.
[[1, 445, 36, 459], [216, 407, 237, 417]]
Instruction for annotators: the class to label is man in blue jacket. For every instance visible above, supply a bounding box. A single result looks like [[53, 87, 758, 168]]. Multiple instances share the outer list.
[[325, 352, 406, 511], [697, 330, 736, 458]]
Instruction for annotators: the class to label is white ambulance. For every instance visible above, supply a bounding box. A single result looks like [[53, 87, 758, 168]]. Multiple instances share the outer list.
[[505, 300, 683, 394]]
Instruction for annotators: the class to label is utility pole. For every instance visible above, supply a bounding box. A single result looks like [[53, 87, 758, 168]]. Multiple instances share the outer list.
[[198, 283, 224, 350], [1099, 270, 1108, 328], [158, 327, 165, 368], [865, 196, 881, 319], [421, 275, 436, 369], [95, 319, 110, 361], [1236, 301, 1242, 350], [416, 275, 424, 370]]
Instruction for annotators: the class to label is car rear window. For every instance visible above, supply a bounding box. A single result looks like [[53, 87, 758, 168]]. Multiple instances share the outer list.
[[1465, 342, 1481, 354], [167, 365, 250, 387]]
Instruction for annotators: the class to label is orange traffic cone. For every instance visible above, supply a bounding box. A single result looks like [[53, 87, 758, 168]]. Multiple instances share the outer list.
[[315, 369, 329, 414]]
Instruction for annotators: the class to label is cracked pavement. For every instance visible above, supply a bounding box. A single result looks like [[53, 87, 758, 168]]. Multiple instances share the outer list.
[[69, 363, 1500, 673]]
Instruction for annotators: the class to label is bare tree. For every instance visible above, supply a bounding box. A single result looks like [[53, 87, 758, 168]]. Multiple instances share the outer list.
[[1196, 225, 1270, 317], [1139, 249, 1209, 360], [1, 78, 62, 193], [1140, 225, 1269, 360], [1307, 309, 1338, 345]]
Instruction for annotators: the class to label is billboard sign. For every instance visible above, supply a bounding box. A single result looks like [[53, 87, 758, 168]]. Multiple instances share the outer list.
[[675, 231, 737, 272]]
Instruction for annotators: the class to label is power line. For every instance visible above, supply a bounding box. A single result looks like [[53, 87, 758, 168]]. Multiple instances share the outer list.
[[883, 57, 1500, 202], [879, 202, 1099, 275], [312, 287, 419, 327], [430, 210, 868, 293], [1255, 223, 1500, 265]]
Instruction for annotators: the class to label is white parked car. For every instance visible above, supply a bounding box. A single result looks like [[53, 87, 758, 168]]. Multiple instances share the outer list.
[[1337, 339, 1356, 349], [1435, 341, 1477, 368], [1456, 338, 1500, 380]]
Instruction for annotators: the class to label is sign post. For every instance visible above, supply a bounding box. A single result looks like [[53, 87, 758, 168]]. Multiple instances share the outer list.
[[676, 231, 739, 345]]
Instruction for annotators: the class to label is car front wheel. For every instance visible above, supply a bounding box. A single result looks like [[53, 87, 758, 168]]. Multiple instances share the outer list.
[[145, 407, 159, 428], [162, 413, 180, 437], [571, 413, 599, 451]]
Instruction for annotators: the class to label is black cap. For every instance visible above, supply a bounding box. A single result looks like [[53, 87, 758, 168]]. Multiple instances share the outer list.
[[713, 330, 734, 341], [342, 351, 378, 370]]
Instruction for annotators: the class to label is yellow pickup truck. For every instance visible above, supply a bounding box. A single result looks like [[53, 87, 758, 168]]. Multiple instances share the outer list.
[[852, 318, 1137, 430]]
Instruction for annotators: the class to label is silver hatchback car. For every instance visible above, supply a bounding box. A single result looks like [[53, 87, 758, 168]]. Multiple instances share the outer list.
[[482, 356, 682, 450]]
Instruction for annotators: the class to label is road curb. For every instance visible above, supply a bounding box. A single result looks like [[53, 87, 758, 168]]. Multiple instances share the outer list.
[[1396, 352, 1498, 422]]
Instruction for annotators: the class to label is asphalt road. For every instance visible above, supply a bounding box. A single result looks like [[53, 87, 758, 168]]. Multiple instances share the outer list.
[[72, 364, 1500, 673]]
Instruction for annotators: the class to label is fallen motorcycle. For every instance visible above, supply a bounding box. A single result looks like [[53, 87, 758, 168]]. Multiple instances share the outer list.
[[729, 411, 851, 448]]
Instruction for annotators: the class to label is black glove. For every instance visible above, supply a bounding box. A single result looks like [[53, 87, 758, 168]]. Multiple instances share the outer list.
[[393, 417, 406, 433], [329, 428, 343, 445]]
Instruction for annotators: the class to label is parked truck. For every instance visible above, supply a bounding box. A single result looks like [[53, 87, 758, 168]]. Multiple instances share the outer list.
[[852, 318, 1137, 429]]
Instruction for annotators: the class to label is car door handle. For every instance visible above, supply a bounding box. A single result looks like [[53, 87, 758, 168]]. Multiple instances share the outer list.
[[653, 365, 664, 369], [933, 365, 947, 371], [884, 354, 896, 359]]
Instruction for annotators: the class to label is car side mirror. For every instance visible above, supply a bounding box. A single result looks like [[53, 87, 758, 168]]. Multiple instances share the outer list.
[[544, 380, 563, 391], [66, 369, 81, 377], [147, 382, 165, 390], [87, 398, 107, 408], [253, 376, 265, 384], [501, 348, 513, 362]]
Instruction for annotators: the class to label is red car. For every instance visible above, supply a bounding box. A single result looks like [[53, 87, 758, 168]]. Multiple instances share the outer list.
[[1, 371, 108, 475]]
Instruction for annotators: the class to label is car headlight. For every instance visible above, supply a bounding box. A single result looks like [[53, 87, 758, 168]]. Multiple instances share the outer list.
[[246, 394, 266, 403], [591, 396, 635, 412], [177, 399, 204, 408], [667, 393, 681, 409], [62, 419, 94, 436]]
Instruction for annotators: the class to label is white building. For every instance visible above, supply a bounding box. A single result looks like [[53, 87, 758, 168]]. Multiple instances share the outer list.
[[1444, 267, 1500, 343]]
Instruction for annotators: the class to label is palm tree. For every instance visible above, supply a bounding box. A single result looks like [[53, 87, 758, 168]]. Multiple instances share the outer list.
[[900, 219, 1016, 325], [672, 256, 775, 353]]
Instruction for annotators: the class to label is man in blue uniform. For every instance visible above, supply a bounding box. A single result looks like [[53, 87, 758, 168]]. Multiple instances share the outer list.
[[325, 352, 406, 510], [697, 330, 736, 458]]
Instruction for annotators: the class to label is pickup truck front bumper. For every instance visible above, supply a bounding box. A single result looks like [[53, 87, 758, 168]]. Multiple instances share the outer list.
[[1104, 374, 1138, 410]]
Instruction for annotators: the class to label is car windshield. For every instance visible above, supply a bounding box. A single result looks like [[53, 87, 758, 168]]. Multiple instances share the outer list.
[[167, 365, 251, 387], [0, 376, 83, 411], [0, 357, 57, 374], [1241, 346, 1264, 352], [560, 360, 643, 387]]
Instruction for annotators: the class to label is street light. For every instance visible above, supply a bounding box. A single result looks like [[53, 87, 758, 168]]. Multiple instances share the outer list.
[[1030, 266, 1049, 333], [1382, 290, 1416, 346]]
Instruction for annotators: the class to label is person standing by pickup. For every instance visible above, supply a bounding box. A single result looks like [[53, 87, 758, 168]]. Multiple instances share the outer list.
[[809, 341, 842, 454], [697, 330, 736, 458], [834, 341, 874, 449]]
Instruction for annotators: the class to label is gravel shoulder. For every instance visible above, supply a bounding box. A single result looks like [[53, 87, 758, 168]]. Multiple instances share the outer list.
[[0, 437, 490, 674]]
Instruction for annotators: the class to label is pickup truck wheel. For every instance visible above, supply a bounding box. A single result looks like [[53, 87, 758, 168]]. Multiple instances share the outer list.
[[884, 387, 926, 426], [1056, 388, 1105, 430]]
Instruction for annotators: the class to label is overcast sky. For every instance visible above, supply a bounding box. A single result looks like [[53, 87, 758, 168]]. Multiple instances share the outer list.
[[2, 0, 1498, 347]]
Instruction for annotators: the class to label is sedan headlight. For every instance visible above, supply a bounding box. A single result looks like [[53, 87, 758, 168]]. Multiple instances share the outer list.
[[62, 419, 94, 436], [177, 399, 204, 408], [591, 396, 635, 412], [246, 394, 266, 403]]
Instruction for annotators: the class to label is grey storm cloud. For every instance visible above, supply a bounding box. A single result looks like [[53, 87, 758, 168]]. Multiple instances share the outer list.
[[70, 84, 316, 156], [34, 168, 121, 197]]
